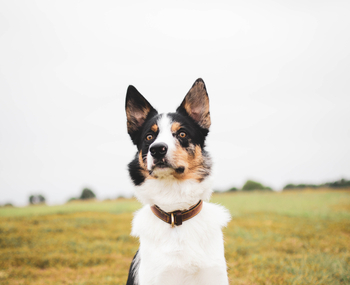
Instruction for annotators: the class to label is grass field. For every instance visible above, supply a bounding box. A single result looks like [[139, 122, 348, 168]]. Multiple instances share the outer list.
[[1, 190, 350, 284]]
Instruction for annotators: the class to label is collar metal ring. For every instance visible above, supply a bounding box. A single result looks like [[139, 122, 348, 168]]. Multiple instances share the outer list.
[[171, 212, 175, 228]]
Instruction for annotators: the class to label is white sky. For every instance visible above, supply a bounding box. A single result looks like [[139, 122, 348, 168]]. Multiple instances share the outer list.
[[1, 0, 349, 206]]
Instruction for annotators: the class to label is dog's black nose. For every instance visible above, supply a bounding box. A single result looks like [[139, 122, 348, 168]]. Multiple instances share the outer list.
[[150, 143, 168, 159]]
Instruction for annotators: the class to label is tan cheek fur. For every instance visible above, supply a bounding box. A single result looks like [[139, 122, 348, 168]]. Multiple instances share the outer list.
[[172, 144, 206, 182]]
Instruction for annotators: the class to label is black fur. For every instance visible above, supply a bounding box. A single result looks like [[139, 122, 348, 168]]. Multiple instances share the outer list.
[[127, 114, 162, 186], [126, 250, 140, 285], [128, 154, 147, 186], [167, 112, 209, 148], [138, 114, 161, 151]]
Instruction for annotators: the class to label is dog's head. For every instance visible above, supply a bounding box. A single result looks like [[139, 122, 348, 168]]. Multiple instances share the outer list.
[[126, 78, 212, 186]]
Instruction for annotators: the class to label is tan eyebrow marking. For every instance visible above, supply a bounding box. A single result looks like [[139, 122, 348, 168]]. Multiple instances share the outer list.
[[151, 124, 158, 132], [171, 122, 181, 133]]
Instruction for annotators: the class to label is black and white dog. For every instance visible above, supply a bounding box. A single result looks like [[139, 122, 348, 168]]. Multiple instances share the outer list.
[[125, 79, 231, 285]]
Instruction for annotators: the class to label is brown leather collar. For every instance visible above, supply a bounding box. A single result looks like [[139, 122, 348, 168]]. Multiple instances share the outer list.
[[150, 200, 203, 227]]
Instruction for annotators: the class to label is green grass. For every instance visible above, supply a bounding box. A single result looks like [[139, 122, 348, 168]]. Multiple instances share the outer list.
[[1, 190, 349, 284], [0, 199, 141, 217], [212, 190, 350, 219]]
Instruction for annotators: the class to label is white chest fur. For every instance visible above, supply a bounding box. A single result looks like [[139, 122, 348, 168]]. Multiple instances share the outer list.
[[131, 202, 231, 285]]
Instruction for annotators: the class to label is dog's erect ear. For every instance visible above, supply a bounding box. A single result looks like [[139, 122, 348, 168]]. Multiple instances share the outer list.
[[125, 85, 157, 138], [177, 78, 211, 129]]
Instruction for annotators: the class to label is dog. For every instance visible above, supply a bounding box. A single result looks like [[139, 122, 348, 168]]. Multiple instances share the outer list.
[[125, 78, 231, 285]]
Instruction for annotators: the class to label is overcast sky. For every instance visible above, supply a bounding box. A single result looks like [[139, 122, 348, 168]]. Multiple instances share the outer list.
[[1, 0, 349, 206]]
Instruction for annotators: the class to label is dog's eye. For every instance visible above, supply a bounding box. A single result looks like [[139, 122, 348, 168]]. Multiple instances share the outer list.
[[179, 132, 187, 138], [146, 134, 153, 141]]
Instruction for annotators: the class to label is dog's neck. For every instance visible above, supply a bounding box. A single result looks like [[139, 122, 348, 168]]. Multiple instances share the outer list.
[[134, 177, 212, 212]]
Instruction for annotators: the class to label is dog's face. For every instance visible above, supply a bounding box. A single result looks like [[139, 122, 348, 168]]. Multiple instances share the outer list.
[[126, 79, 212, 186]]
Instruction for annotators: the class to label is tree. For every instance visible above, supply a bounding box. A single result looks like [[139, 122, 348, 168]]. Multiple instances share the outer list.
[[38, 195, 46, 203], [29, 195, 35, 204], [80, 188, 96, 200], [242, 180, 272, 191], [29, 194, 46, 205]]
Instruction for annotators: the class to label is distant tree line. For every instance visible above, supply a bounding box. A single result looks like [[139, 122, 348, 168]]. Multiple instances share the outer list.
[[1, 188, 98, 207], [283, 178, 350, 190], [221, 177, 350, 193]]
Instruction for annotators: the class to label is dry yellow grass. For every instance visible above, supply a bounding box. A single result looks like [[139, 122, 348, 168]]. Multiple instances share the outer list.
[[1, 190, 350, 284]]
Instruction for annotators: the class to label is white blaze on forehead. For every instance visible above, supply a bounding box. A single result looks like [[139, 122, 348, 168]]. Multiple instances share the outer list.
[[147, 114, 176, 170]]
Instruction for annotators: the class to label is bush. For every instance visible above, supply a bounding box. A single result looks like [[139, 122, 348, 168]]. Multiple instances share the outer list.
[[1, 203, 14, 207], [227, 187, 238, 192], [116, 195, 125, 199], [67, 197, 78, 203], [80, 188, 96, 200]]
